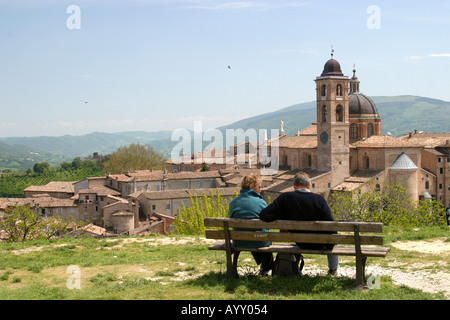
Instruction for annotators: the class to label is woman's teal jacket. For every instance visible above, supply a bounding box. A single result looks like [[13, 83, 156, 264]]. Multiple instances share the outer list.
[[228, 189, 271, 248]]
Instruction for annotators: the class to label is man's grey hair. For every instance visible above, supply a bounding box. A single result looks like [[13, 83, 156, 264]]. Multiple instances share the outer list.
[[293, 172, 311, 187]]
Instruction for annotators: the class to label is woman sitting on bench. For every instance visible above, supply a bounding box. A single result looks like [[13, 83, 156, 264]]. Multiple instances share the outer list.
[[228, 174, 274, 276]]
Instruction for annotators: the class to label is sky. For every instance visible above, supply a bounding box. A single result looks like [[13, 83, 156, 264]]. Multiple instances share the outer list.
[[0, 0, 449, 137]]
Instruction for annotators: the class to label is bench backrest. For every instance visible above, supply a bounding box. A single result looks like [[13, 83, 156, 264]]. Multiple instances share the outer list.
[[204, 217, 384, 246]]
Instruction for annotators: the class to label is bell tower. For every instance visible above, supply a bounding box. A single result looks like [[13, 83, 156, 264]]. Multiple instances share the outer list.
[[314, 51, 350, 187]]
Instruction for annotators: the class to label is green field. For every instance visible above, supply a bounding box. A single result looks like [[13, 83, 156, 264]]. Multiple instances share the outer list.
[[0, 226, 448, 301]]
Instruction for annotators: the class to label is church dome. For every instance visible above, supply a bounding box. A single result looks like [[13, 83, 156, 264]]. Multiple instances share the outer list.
[[349, 92, 379, 118], [321, 58, 344, 77]]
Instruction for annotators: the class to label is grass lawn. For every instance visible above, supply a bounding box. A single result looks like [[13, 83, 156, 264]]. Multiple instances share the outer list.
[[0, 226, 448, 301]]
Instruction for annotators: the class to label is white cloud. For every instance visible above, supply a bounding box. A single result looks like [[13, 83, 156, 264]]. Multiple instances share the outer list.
[[409, 53, 450, 60]]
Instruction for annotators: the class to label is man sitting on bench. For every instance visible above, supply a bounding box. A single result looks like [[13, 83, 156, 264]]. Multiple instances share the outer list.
[[259, 172, 339, 275]]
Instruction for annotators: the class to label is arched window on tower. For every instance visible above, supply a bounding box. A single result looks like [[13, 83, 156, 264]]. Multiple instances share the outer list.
[[336, 84, 342, 97], [367, 123, 374, 138], [321, 85, 327, 97], [322, 105, 327, 122], [350, 124, 358, 141], [336, 105, 343, 122]]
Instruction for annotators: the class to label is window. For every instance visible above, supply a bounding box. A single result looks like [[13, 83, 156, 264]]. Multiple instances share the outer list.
[[282, 154, 288, 166], [151, 205, 156, 210], [367, 123, 374, 138], [440, 168, 444, 174], [166, 204, 171, 210], [363, 156, 370, 169], [321, 85, 327, 96], [438, 157, 442, 163], [336, 105, 343, 122], [322, 105, 327, 122], [307, 154, 312, 167], [425, 181, 429, 189], [350, 124, 358, 141], [336, 84, 342, 96]]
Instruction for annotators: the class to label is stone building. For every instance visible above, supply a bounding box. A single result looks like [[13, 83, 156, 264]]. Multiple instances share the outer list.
[[262, 53, 450, 208]]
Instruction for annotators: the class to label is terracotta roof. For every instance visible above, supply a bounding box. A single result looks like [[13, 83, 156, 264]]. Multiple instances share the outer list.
[[398, 132, 450, 148], [0, 197, 77, 209], [78, 186, 121, 196], [353, 132, 450, 149], [113, 170, 222, 182], [264, 169, 330, 194], [24, 181, 76, 193], [331, 170, 384, 191], [136, 187, 240, 200], [272, 168, 326, 181], [278, 135, 317, 149], [296, 124, 317, 136]]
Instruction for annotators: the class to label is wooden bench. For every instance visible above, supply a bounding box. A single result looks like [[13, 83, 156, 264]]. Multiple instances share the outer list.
[[204, 217, 390, 289]]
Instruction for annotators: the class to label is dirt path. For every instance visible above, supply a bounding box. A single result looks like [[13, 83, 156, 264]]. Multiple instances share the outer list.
[[303, 238, 449, 298]]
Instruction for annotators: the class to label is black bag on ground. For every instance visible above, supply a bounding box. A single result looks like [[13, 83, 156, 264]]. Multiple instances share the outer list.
[[272, 253, 304, 276]]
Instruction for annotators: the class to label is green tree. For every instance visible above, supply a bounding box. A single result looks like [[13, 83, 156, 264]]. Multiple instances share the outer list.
[[33, 161, 50, 174], [102, 143, 166, 174], [71, 157, 83, 170], [0, 205, 80, 242]]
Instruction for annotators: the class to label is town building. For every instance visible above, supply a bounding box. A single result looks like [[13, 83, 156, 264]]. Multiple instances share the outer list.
[[262, 53, 450, 208]]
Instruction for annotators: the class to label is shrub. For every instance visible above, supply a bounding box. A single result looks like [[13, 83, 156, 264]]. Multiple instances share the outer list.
[[173, 189, 238, 235], [330, 183, 446, 227]]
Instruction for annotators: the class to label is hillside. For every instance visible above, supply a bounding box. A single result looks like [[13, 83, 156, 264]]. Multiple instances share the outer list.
[[0, 141, 66, 171], [217, 95, 450, 137], [0, 95, 449, 171], [0, 131, 173, 171]]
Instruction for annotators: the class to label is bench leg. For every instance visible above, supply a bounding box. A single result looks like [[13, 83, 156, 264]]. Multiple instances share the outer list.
[[225, 250, 240, 279], [355, 256, 367, 290], [354, 224, 368, 289], [232, 251, 240, 278], [223, 220, 239, 280]]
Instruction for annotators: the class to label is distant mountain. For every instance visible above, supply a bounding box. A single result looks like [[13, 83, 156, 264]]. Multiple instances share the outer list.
[[1, 95, 448, 171], [217, 95, 450, 137], [0, 131, 173, 171], [0, 141, 65, 171]]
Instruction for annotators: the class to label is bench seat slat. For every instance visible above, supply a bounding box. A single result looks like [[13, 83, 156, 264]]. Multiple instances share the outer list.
[[205, 229, 384, 245], [208, 241, 390, 258], [204, 218, 382, 233]]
